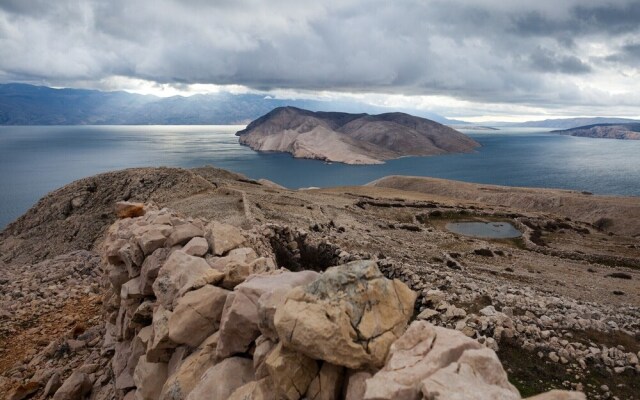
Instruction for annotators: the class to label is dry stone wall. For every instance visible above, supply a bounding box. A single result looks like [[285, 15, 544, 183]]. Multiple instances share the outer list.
[[86, 202, 585, 400]]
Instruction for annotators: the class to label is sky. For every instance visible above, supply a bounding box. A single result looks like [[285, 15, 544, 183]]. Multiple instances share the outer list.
[[0, 0, 639, 122]]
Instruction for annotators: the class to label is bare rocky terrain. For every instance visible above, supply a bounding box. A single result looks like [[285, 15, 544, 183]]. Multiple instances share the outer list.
[[0, 166, 638, 399], [236, 107, 479, 164]]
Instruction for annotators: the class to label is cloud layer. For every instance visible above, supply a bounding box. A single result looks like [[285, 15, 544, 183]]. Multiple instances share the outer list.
[[1, 0, 639, 118]]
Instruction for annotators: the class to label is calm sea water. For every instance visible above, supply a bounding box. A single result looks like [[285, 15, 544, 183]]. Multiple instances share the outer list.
[[1, 125, 639, 229]]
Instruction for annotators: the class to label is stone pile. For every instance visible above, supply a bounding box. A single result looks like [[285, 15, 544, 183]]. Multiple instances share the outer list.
[[74, 203, 584, 400]]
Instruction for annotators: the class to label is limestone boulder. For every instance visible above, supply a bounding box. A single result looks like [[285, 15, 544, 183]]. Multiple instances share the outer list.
[[153, 250, 224, 309], [265, 342, 319, 400], [228, 378, 276, 400], [139, 247, 169, 295], [208, 247, 258, 271], [167, 223, 204, 247], [363, 321, 507, 400], [254, 335, 277, 379], [343, 371, 372, 400], [147, 305, 176, 363], [138, 227, 169, 256], [159, 332, 219, 400], [186, 357, 255, 400], [216, 270, 317, 359], [420, 348, 520, 400], [206, 221, 247, 255], [51, 371, 92, 400], [134, 356, 168, 400], [183, 237, 209, 257], [274, 260, 416, 369], [168, 284, 229, 347], [221, 257, 277, 289], [306, 362, 344, 400]]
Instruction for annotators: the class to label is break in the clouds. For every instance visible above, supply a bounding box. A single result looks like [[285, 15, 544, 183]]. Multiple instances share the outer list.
[[0, 0, 639, 120]]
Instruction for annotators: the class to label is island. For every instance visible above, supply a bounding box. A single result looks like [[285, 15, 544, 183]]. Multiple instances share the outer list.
[[236, 106, 480, 164], [551, 123, 640, 140]]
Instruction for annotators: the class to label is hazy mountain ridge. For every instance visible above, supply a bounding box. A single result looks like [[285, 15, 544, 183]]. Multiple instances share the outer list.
[[489, 117, 640, 129], [236, 107, 479, 164], [0, 83, 460, 125], [551, 123, 640, 140]]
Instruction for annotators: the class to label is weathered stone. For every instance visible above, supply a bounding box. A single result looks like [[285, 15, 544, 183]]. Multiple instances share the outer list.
[[221, 257, 276, 289], [275, 260, 416, 369], [168, 284, 229, 347], [139, 247, 169, 295], [113, 340, 136, 390], [186, 357, 255, 400], [167, 223, 205, 247], [254, 335, 277, 379], [266, 342, 319, 400], [363, 321, 486, 399], [44, 372, 62, 397], [121, 277, 143, 300], [206, 221, 247, 256], [153, 250, 224, 310], [306, 362, 344, 400], [147, 305, 176, 363], [182, 237, 209, 257], [116, 201, 146, 218], [52, 371, 92, 400], [228, 378, 276, 400], [217, 270, 317, 358], [343, 371, 372, 400], [420, 348, 520, 400], [119, 241, 145, 277], [138, 229, 168, 256], [159, 332, 219, 400], [208, 247, 258, 271], [133, 356, 168, 400]]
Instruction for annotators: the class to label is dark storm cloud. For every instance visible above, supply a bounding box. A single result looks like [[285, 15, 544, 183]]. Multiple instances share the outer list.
[[0, 0, 637, 111]]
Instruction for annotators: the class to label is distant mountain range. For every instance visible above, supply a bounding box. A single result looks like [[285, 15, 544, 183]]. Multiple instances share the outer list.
[[489, 117, 640, 129], [552, 123, 640, 140], [0, 83, 461, 125]]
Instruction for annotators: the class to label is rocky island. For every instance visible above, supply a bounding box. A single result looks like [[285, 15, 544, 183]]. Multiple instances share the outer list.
[[0, 166, 638, 400], [236, 107, 480, 164], [552, 123, 640, 140]]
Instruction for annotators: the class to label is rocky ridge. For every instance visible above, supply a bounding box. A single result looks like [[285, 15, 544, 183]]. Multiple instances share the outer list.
[[2, 203, 587, 399], [552, 123, 640, 140], [236, 107, 479, 164]]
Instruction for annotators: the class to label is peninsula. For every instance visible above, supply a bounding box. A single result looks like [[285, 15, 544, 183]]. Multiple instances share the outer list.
[[552, 123, 640, 140], [236, 107, 479, 164]]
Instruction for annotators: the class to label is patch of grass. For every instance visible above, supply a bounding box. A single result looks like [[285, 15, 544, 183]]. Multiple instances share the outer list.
[[571, 328, 640, 355]]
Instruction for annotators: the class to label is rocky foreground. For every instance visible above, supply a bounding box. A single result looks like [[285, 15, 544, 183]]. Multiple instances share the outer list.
[[0, 166, 638, 399], [5, 203, 585, 399], [236, 107, 479, 164]]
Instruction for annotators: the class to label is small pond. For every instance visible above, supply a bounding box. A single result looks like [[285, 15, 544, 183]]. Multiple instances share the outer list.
[[445, 221, 522, 239]]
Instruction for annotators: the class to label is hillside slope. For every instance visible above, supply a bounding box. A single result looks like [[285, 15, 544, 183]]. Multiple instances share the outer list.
[[236, 107, 479, 164], [551, 123, 640, 140]]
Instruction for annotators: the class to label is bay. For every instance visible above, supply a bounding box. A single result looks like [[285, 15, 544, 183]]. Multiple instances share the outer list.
[[0, 125, 638, 229]]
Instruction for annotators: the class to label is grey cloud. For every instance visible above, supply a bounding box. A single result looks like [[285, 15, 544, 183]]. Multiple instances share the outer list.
[[0, 0, 637, 111], [529, 47, 592, 74]]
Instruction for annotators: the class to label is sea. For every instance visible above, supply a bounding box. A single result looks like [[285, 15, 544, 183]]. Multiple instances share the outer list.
[[1, 125, 639, 230]]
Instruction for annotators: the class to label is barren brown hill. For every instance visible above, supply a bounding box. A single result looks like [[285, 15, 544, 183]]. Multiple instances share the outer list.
[[236, 107, 479, 164]]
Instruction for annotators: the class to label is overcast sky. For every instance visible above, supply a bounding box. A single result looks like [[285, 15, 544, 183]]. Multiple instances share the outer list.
[[1, 0, 639, 121]]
